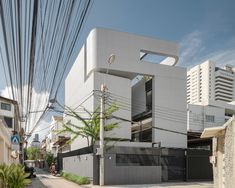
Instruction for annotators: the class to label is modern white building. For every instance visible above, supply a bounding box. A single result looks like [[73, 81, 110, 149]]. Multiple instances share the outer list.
[[65, 28, 187, 149], [187, 60, 235, 104]]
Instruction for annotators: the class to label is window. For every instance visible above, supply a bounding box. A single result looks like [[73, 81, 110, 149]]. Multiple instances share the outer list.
[[206, 115, 215, 123], [4, 117, 13, 128], [1, 102, 11, 111]]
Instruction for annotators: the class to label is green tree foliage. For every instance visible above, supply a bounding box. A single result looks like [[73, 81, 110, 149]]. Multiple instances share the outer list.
[[44, 152, 55, 167], [26, 147, 40, 160], [57, 103, 119, 146], [0, 163, 31, 188]]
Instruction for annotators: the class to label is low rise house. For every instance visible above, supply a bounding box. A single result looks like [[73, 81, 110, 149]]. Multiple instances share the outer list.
[[0, 96, 21, 164], [43, 116, 70, 157]]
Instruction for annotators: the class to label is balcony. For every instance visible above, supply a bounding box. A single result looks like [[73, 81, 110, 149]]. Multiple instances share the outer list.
[[53, 136, 70, 147]]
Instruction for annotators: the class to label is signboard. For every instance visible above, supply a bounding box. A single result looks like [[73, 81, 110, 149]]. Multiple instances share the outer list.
[[11, 135, 20, 151], [11, 135, 20, 144]]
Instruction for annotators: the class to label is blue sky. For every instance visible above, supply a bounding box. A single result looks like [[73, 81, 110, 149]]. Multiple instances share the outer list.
[[86, 0, 235, 68], [0, 0, 234, 140], [1, 0, 234, 90]]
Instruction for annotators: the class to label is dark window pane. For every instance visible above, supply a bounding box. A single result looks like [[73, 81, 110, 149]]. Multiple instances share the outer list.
[[4, 117, 13, 128], [1, 103, 11, 111]]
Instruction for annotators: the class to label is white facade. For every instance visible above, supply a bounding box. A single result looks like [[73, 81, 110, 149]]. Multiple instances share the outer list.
[[65, 28, 187, 149], [187, 60, 235, 104], [0, 96, 20, 164], [187, 61, 235, 132], [44, 116, 70, 156], [0, 97, 16, 131], [187, 104, 225, 133]]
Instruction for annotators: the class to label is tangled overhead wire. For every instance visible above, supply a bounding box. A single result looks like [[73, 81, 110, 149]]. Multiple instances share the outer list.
[[0, 0, 94, 135]]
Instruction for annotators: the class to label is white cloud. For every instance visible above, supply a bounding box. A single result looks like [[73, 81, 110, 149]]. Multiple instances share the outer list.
[[200, 49, 235, 67], [178, 31, 235, 68], [0, 85, 50, 134]]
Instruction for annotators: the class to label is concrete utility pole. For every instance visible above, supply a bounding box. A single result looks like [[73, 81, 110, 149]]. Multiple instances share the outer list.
[[99, 54, 115, 186], [99, 84, 105, 186]]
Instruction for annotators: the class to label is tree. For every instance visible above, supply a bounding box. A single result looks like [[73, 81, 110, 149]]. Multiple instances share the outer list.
[[57, 103, 119, 146], [26, 147, 40, 160], [44, 152, 55, 167]]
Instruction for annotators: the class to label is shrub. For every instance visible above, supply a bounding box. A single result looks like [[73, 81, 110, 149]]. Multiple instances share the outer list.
[[60, 171, 90, 185], [0, 163, 31, 188]]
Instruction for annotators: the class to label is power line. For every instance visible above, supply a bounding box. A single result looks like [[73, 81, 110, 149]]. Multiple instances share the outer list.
[[0, 0, 94, 137]]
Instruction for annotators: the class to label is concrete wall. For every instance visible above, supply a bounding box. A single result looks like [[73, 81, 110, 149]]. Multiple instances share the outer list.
[[93, 72, 131, 140], [65, 46, 95, 150], [63, 154, 93, 178], [104, 153, 161, 185], [188, 104, 225, 132], [102, 145, 162, 185], [224, 121, 235, 188]]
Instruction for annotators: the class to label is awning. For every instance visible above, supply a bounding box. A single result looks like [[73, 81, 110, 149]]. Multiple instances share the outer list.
[[200, 126, 225, 138], [201, 116, 235, 138]]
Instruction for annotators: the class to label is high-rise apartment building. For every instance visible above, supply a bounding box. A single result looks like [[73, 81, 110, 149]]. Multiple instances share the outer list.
[[187, 60, 235, 104]]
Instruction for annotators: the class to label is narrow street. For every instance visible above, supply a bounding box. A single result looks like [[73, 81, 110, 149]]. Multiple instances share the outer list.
[[27, 168, 82, 188], [28, 168, 213, 188]]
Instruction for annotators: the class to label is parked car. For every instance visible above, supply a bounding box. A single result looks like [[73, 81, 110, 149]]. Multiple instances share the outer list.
[[24, 160, 36, 178]]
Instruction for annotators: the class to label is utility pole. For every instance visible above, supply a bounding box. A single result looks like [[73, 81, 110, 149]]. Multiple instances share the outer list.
[[99, 54, 115, 186], [99, 84, 106, 186]]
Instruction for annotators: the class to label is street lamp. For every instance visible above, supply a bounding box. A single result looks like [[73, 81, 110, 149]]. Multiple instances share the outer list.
[[99, 54, 115, 186]]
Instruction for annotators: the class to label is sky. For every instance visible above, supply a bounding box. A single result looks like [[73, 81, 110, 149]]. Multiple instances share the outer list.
[[0, 0, 235, 140]]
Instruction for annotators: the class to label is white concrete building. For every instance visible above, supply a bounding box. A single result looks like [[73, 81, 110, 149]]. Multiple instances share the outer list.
[[65, 28, 187, 149], [0, 96, 19, 131], [42, 116, 70, 157], [187, 60, 235, 104], [187, 61, 235, 133], [0, 96, 21, 164]]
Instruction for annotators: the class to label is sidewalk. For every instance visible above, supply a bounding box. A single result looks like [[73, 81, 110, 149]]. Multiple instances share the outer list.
[[89, 182, 213, 188]]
